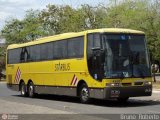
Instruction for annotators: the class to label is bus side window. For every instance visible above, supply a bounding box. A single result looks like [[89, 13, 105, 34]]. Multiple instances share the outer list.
[[87, 33, 101, 58], [30, 45, 40, 61], [67, 36, 84, 58], [8, 48, 21, 64], [47, 42, 53, 60], [20, 47, 29, 62], [40, 43, 48, 60], [53, 40, 67, 60]]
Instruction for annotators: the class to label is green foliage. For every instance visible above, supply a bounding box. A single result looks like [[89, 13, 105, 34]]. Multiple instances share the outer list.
[[1, 10, 47, 44], [1, 0, 160, 61], [0, 46, 6, 69]]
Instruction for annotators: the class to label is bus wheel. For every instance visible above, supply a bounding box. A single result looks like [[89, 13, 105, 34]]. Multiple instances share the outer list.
[[79, 84, 90, 103], [20, 82, 27, 97], [28, 82, 35, 98], [117, 97, 129, 103]]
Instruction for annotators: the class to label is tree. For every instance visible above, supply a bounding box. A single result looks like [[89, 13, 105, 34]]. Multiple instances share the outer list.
[[1, 10, 47, 44], [1, 18, 24, 44], [1, 0, 160, 61], [80, 4, 107, 29]]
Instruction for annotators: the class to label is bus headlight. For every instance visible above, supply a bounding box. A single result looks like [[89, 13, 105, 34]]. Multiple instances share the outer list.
[[106, 83, 121, 87], [144, 81, 152, 86]]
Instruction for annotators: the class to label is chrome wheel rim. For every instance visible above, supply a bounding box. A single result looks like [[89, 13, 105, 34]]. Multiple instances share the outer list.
[[29, 85, 33, 96], [81, 87, 89, 101], [21, 84, 25, 95]]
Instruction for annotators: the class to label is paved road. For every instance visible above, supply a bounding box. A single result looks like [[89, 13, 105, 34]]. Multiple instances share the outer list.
[[155, 75, 160, 81], [0, 82, 160, 120]]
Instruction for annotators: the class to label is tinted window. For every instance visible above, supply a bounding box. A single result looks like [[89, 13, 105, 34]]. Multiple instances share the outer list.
[[8, 48, 21, 64], [53, 40, 67, 59], [68, 37, 84, 58], [30, 45, 40, 61], [8, 36, 84, 63], [20, 47, 29, 62], [40, 42, 54, 60], [87, 33, 100, 58], [47, 42, 53, 60], [40, 43, 48, 60]]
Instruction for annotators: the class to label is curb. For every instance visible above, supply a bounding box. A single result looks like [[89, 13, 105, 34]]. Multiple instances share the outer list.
[[153, 89, 160, 91], [153, 90, 160, 93], [0, 81, 6, 83], [153, 89, 160, 93]]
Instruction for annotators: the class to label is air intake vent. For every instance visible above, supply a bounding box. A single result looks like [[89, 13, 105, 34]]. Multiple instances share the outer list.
[[134, 82, 143, 86], [122, 83, 131, 86]]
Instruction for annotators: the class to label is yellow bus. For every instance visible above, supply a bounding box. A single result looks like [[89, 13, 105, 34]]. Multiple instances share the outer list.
[[6, 28, 152, 103]]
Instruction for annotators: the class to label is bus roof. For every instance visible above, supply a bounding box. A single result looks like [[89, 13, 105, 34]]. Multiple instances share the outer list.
[[86, 28, 144, 34], [7, 28, 144, 49]]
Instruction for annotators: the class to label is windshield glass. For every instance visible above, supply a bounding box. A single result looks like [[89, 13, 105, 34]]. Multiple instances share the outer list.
[[102, 34, 151, 78]]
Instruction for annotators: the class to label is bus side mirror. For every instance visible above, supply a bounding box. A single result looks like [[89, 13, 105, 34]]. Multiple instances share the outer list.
[[92, 47, 101, 51], [92, 47, 105, 62]]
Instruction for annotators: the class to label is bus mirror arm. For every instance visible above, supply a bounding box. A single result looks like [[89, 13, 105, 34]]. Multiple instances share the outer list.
[[91, 47, 104, 52]]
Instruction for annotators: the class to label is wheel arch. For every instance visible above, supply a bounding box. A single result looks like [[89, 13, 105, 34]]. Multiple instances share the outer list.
[[77, 80, 88, 97], [19, 79, 25, 91], [27, 79, 33, 86]]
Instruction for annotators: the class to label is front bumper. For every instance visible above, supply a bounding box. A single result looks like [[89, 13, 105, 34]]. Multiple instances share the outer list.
[[105, 85, 152, 99]]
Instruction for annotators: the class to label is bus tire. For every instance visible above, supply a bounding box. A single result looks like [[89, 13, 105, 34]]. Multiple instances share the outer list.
[[28, 82, 35, 98], [20, 82, 28, 97], [117, 97, 129, 103], [79, 83, 90, 103]]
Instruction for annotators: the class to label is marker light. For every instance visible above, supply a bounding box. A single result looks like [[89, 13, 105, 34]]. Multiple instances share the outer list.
[[106, 83, 121, 87]]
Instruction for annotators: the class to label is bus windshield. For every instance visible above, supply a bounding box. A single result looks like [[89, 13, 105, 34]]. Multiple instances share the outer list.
[[102, 34, 151, 78]]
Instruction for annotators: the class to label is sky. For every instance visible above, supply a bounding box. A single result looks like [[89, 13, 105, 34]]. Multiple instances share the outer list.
[[0, 0, 108, 31]]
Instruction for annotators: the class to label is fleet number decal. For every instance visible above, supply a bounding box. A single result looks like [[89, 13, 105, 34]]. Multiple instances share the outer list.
[[55, 62, 70, 71]]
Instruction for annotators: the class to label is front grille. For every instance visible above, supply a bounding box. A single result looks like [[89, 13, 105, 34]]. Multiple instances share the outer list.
[[122, 83, 132, 86]]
